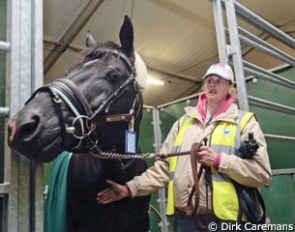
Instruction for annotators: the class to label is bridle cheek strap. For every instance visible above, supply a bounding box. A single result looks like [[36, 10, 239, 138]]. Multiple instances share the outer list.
[[49, 79, 96, 151]]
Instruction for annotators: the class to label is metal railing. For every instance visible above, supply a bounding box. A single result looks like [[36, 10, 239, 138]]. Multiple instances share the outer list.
[[212, 0, 295, 145], [1, 0, 44, 231]]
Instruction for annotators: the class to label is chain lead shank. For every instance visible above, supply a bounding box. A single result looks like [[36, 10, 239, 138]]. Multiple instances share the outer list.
[[90, 149, 191, 160]]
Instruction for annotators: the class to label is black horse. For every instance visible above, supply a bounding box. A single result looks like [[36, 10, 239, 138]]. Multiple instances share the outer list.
[[7, 16, 150, 232]]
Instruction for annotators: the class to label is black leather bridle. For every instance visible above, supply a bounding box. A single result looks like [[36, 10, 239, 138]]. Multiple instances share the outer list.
[[25, 49, 141, 153]]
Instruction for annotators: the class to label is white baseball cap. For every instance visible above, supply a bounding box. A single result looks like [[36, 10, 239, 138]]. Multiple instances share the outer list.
[[202, 63, 234, 83]]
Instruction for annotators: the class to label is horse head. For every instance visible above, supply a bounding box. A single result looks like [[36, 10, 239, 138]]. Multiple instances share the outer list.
[[7, 15, 147, 162]]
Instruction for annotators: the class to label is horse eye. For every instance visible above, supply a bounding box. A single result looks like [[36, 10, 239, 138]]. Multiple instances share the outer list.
[[94, 51, 105, 59], [106, 72, 120, 84]]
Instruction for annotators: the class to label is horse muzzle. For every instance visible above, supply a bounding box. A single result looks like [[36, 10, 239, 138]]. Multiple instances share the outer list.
[[7, 112, 61, 162]]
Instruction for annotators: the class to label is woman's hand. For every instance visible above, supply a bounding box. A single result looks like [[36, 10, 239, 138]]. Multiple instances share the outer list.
[[97, 180, 130, 204], [197, 145, 218, 167]]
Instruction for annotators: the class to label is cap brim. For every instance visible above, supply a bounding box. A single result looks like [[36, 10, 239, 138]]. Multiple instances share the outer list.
[[203, 73, 230, 81]]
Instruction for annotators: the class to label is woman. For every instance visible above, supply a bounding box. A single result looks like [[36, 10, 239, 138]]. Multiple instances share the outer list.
[[97, 63, 272, 232]]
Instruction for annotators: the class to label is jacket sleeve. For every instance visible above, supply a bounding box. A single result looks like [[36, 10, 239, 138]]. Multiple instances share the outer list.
[[126, 120, 179, 197], [218, 117, 272, 187]]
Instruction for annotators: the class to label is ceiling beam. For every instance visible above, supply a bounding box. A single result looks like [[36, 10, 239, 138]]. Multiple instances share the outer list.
[[44, 0, 104, 74]]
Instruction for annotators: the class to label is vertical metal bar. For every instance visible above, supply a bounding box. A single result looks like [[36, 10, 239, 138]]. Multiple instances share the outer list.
[[152, 108, 169, 232], [31, 0, 44, 231], [32, 0, 43, 91], [152, 108, 162, 153], [8, 0, 21, 229], [224, 0, 249, 111], [8, 0, 44, 231], [211, 0, 228, 63], [2, 0, 11, 230], [18, 1, 33, 230]]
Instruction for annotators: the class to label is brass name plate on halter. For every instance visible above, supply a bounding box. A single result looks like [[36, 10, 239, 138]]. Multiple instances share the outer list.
[[105, 114, 133, 122]]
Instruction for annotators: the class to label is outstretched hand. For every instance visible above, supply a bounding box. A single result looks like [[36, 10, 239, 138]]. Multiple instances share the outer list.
[[97, 180, 130, 204]]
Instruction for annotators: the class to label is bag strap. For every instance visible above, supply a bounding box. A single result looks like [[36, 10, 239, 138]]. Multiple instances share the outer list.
[[235, 183, 266, 224]]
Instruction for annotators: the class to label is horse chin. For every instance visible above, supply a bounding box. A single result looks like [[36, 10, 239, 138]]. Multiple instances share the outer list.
[[36, 137, 64, 162], [11, 136, 63, 162]]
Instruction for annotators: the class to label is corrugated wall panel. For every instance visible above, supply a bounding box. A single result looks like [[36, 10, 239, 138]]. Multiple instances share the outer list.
[[261, 174, 295, 225]]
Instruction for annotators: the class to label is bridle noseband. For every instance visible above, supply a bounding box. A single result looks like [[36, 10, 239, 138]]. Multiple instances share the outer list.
[[25, 49, 141, 153]]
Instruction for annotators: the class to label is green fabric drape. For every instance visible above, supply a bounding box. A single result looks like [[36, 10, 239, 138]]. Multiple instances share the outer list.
[[45, 152, 72, 232]]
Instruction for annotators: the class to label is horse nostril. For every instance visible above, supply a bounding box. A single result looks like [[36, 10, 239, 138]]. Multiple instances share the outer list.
[[8, 121, 17, 142], [18, 115, 42, 142]]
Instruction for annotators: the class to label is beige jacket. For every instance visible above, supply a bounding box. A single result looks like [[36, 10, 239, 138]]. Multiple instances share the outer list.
[[127, 104, 272, 210]]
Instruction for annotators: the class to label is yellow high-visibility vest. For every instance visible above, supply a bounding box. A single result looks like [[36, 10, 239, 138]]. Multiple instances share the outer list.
[[166, 115, 194, 215], [211, 111, 253, 221], [166, 111, 254, 218]]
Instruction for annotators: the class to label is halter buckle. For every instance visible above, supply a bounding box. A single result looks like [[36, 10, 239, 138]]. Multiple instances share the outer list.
[[128, 116, 135, 131]]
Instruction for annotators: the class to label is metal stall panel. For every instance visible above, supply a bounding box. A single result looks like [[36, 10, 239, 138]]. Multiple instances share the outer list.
[[261, 173, 295, 225], [247, 67, 295, 169], [141, 107, 170, 232], [139, 108, 155, 159], [0, 1, 7, 182], [157, 96, 199, 232], [4, 0, 44, 231], [139, 108, 160, 232], [0, 1, 8, 231]]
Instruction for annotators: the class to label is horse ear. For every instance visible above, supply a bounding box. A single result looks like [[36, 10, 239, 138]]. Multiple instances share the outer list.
[[85, 31, 97, 48], [119, 15, 134, 56]]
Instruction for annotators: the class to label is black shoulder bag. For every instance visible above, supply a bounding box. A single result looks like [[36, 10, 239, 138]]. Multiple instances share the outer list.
[[233, 133, 266, 225]]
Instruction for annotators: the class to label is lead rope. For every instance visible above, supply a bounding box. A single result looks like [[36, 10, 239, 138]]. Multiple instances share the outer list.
[[89, 146, 193, 160], [203, 138, 212, 231]]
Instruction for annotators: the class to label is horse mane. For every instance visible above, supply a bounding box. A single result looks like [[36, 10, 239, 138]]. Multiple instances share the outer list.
[[82, 41, 135, 65]]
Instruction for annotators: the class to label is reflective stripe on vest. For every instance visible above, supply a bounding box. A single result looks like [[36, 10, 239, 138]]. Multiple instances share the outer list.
[[211, 111, 254, 221], [166, 115, 194, 215]]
